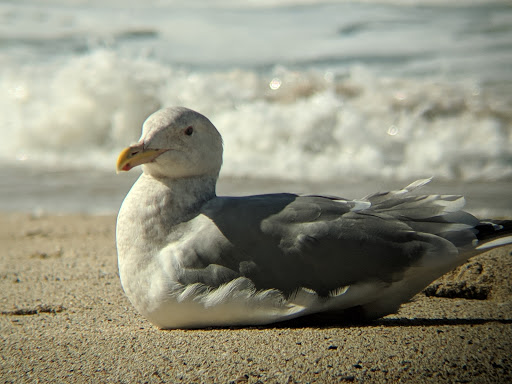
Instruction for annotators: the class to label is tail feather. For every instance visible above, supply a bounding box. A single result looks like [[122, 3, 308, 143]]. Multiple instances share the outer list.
[[365, 179, 512, 253], [475, 220, 512, 241], [475, 220, 512, 251], [434, 219, 512, 252], [474, 220, 512, 251]]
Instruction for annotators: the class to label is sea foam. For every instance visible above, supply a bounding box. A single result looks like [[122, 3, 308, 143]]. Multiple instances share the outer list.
[[1, 0, 511, 183], [2, 49, 510, 182]]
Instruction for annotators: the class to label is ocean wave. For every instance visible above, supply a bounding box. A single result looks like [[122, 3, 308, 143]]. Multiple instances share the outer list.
[[1, 49, 511, 182]]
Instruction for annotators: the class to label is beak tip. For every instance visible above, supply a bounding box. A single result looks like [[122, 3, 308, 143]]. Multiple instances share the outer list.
[[116, 163, 130, 174], [116, 145, 165, 173], [116, 146, 134, 174]]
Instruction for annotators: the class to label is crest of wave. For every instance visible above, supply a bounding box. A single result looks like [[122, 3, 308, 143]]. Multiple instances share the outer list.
[[1, 50, 511, 181]]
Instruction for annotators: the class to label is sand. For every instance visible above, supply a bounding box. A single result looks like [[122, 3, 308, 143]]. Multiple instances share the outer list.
[[1, 212, 511, 383]]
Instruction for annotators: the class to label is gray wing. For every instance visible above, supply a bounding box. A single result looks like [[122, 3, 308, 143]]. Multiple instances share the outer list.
[[178, 181, 480, 297]]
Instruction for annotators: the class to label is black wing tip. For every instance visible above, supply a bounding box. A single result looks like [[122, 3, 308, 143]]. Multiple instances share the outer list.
[[475, 219, 512, 243]]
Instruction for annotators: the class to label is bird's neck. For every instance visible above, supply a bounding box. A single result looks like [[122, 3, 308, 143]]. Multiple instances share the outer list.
[[141, 172, 217, 223], [118, 172, 218, 246], [158, 173, 217, 214], [116, 172, 218, 303]]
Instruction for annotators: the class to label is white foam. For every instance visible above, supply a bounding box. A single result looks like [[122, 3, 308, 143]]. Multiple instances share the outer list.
[[1, 50, 165, 171], [1, 1, 511, 183], [1, 50, 511, 182]]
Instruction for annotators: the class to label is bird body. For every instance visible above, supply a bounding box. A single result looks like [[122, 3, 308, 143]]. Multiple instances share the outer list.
[[116, 107, 512, 329]]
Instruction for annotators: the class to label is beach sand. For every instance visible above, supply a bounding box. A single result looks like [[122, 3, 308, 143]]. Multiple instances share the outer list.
[[1, 212, 511, 383]]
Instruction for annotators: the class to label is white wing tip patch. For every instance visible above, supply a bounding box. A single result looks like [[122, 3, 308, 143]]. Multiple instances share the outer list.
[[329, 286, 350, 297], [349, 200, 372, 212], [403, 177, 433, 192]]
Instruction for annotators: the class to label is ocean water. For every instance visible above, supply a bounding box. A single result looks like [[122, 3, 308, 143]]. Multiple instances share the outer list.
[[1, 0, 511, 214]]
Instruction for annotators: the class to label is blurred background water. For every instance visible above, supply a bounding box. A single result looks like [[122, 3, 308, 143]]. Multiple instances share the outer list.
[[1, 0, 511, 215]]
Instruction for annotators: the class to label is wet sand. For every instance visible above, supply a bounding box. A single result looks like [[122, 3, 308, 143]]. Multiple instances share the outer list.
[[1, 213, 511, 383]]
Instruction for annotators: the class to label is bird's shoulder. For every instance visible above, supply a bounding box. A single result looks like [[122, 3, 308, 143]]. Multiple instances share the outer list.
[[201, 193, 366, 224]]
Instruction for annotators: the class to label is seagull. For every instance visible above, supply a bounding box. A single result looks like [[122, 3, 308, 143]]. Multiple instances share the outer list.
[[116, 107, 512, 329]]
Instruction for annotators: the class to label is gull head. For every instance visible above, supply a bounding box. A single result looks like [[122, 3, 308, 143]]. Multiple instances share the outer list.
[[116, 107, 223, 180]]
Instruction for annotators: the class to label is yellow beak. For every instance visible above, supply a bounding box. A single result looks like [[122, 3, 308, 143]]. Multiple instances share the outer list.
[[116, 144, 168, 173]]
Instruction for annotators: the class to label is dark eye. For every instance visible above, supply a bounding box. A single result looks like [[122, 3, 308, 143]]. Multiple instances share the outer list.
[[185, 126, 194, 136]]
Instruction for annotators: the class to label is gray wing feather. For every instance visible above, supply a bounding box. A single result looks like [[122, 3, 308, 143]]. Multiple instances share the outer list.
[[175, 180, 475, 297], [196, 192, 446, 294]]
